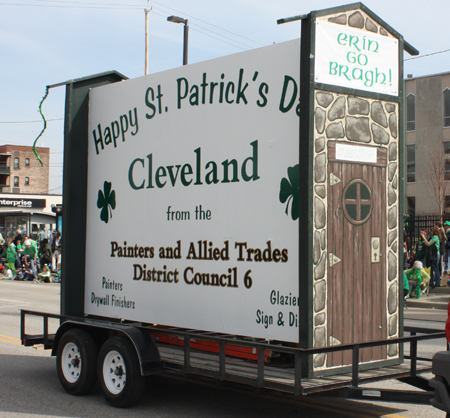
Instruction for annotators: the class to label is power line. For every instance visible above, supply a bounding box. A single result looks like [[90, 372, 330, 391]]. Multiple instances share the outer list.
[[0, 2, 141, 9], [152, 10, 252, 51], [190, 26, 248, 51], [32, 0, 265, 47], [0, 118, 63, 124], [1, 0, 265, 49], [190, 21, 254, 50], [405, 48, 450, 61], [149, 1, 264, 47], [30, 0, 141, 5]]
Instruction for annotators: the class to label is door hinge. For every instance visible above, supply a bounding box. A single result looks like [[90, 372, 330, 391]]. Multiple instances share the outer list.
[[329, 336, 342, 346], [330, 173, 341, 186], [329, 253, 341, 267]]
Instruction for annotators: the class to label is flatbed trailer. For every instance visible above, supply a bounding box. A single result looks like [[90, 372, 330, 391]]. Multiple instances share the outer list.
[[21, 309, 444, 405]]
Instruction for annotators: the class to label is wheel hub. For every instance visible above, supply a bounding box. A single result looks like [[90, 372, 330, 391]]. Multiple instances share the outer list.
[[103, 350, 126, 394], [61, 342, 82, 383], [114, 366, 124, 376]]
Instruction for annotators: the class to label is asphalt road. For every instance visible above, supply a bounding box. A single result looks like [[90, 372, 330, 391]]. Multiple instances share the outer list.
[[0, 280, 447, 418]]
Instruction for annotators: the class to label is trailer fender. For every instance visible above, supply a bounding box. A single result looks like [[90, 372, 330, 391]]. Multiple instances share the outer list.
[[52, 320, 164, 376]]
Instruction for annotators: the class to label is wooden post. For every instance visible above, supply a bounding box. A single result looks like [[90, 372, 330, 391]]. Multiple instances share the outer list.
[[144, 7, 151, 75]]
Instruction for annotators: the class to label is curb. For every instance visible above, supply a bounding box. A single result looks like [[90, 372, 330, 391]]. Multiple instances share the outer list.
[[406, 299, 448, 310], [406, 293, 449, 310], [430, 287, 450, 294], [405, 286, 450, 310]]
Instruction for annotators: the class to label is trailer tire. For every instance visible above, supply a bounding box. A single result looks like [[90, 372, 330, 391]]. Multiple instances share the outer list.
[[98, 336, 144, 408], [56, 328, 98, 395]]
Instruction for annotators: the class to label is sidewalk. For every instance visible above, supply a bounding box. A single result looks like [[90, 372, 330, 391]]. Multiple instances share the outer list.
[[406, 286, 450, 310]]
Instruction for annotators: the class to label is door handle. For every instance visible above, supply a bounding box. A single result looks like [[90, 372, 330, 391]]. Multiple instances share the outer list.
[[371, 237, 381, 263]]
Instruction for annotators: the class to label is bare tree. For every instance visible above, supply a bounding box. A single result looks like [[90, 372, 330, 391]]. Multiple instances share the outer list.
[[421, 139, 449, 218]]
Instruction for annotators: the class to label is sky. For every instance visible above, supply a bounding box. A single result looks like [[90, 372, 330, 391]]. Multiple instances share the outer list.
[[1, 0, 449, 195]]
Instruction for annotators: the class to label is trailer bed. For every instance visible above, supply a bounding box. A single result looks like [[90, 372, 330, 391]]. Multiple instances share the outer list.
[[157, 342, 433, 395]]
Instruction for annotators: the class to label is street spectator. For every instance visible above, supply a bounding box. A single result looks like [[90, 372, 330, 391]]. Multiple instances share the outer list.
[[13, 229, 23, 247], [404, 230, 411, 270], [15, 240, 23, 270], [0, 244, 7, 264], [1, 265, 14, 280], [407, 249, 417, 269], [415, 229, 428, 266], [403, 271, 409, 307], [405, 260, 430, 299], [6, 239, 18, 275], [39, 238, 52, 270], [36, 264, 51, 283], [22, 239, 38, 279], [435, 222, 447, 277], [444, 221, 450, 275], [422, 226, 441, 287], [50, 231, 61, 272], [22, 261, 34, 281]]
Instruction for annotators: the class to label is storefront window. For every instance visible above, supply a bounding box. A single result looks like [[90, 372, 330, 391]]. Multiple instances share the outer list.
[[0, 214, 5, 243], [5, 216, 27, 241]]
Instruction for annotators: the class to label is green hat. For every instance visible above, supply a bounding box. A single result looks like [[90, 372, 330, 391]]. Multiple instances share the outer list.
[[445, 221, 450, 227]]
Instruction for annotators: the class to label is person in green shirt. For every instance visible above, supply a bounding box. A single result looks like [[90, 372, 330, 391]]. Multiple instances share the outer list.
[[6, 240, 18, 275], [422, 226, 442, 287], [23, 239, 37, 259], [23, 239, 38, 280]]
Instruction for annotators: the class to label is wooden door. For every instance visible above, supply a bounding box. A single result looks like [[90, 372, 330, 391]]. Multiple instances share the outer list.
[[327, 141, 387, 367]]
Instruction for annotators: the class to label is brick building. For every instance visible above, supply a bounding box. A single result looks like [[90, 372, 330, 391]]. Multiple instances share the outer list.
[[0, 145, 50, 194]]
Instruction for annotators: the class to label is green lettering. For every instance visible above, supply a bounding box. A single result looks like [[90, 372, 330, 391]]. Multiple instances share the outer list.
[[180, 164, 193, 186], [155, 166, 167, 188], [337, 33, 347, 45], [128, 158, 145, 190]]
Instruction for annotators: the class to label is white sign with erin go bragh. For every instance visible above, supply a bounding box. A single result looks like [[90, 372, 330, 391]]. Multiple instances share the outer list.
[[314, 20, 399, 96]]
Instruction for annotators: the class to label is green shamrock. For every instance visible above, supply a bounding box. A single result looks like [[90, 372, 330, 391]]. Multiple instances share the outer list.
[[97, 181, 116, 224], [279, 165, 299, 221]]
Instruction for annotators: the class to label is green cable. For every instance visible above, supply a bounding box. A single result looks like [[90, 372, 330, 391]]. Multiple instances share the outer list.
[[32, 86, 49, 167]]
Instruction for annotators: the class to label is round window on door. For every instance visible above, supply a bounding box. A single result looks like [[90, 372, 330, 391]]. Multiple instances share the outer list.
[[342, 178, 372, 225]]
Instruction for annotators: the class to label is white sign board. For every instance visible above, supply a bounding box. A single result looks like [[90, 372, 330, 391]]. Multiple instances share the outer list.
[[314, 20, 399, 95], [335, 143, 377, 163], [85, 40, 301, 342]]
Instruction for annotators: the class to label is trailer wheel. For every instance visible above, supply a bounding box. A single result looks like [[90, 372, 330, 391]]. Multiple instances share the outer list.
[[98, 336, 144, 408], [56, 328, 98, 395]]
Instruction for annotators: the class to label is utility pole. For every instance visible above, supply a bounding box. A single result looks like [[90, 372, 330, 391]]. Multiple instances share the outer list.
[[144, 3, 152, 75]]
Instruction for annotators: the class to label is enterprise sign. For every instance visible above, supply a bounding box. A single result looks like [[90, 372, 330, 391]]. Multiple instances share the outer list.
[[0, 198, 46, 209]]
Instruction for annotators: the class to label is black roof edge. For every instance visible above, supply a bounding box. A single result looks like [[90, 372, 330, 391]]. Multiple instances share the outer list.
[[47, 70, 128, 89]]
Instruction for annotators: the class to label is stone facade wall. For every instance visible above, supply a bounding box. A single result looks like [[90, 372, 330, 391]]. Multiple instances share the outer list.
[[322, 9, 395, 38], [312, 10, 400, 371], [312, 92, 399, 370]]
